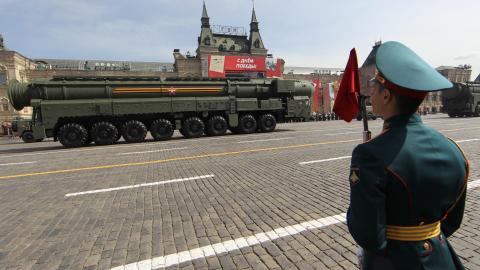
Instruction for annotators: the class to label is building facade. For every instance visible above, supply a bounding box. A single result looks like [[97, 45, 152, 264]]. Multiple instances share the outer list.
[[437, 65, 472, 83], [0, 36, 36, 134]]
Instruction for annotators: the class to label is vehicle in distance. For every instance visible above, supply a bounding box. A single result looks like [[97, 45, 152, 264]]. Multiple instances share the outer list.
[[442, 82, 480, 117]]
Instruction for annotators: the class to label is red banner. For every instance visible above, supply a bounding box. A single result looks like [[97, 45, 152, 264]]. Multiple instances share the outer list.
[[312, 79, 320, 112], [208, 55, 282, 78], [266, 58, 282, 78], [224, 56, 266, 71]]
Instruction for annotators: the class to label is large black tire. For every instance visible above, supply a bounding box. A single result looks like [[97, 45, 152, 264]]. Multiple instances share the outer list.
[[206, 116, 228, 136], [180, 117, 205, 138], [258, 114, 276, 132], [58, 123, 88, 148], [21, 131, 36, 143], [91, 121, 118, 145], [356, 115, 362, 121], [122, 120, 147, 143], [371, 115, 377, 120], [238, 114, 257, 133], [150, 119, 174, 141]]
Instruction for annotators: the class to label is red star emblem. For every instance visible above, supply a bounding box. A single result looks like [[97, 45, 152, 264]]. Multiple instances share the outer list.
[[168, 87, 176, 95]]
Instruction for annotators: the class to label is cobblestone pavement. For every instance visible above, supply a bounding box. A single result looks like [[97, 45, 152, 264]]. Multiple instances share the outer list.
[[0, 114, 479, 270]]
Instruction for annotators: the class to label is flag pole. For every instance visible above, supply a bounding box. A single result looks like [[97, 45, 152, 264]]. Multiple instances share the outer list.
[[360, 95, 371, 142]]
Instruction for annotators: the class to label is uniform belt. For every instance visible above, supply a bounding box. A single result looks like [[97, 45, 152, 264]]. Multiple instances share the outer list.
[[386, 221, 441, 241]]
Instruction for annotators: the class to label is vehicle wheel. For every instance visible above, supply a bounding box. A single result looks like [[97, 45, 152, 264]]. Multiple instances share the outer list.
[[91, 121, 118, 145], [150, 119, 174, 141], [122, 120, 147, 143], [356, 115, 362, 121], [206, 116, 228, 136], [238, 114, 257, 133], [258, 114, 276, 132], [58, 123, 88, 148], [474, 108, 480, 117], [21, 131, 36, 143], [181, 117, 205, 138], [371, 115, 377, 120]]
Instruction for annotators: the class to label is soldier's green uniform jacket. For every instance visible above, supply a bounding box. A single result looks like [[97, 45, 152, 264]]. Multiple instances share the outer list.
[[347, 113, 469, 269]]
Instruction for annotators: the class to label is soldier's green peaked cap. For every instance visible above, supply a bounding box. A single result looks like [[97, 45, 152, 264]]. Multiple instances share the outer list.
[[376, 41, 453, 92]]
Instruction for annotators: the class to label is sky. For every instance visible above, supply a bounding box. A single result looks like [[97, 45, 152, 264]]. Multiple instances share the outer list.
[[1, 0, 479, 80]]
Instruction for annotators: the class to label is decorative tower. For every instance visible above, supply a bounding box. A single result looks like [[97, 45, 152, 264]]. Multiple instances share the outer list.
[[197, 1, 217, 56], [248, 8, 267, 56]]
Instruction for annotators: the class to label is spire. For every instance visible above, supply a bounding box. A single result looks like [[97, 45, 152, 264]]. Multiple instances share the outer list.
[[251, 7, 258, 23], [202, 1, 208, 18], [201, 1, 210, 28], [250, 6, 259, 32]]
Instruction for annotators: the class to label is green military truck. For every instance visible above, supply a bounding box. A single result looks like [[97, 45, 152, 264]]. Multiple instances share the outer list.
[[442, 82, 480, 117], [8, 76, 313, 147]]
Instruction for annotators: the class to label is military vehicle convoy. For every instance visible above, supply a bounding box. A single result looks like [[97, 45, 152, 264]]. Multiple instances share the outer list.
[[8, 76, 313, 147], [442, 82, 480, 117]]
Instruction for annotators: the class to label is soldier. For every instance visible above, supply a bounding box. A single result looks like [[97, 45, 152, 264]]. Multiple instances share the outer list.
[[347, 41, 469, 269]]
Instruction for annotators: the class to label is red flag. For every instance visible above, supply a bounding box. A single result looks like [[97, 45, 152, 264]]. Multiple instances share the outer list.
[[333, 48, 360, 122]]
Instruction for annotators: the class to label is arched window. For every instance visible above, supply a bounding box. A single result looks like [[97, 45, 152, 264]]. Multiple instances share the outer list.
[[254, 39, 260, 48], [229, 45, 236, 51], [204, 36, 211, 46], [219, 44, 225, 51], [0, 98, 9, 112]]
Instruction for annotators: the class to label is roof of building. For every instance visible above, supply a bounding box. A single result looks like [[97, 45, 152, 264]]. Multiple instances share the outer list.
[[475, 73, 480, 82], [284, 66, 343, 75], [34, 58, 174, 72]]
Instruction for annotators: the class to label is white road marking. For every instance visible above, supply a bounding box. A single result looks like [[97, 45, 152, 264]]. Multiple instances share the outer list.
[[0, 161, 37, 166], [110, 213, 347, 270], [111, 178, 480, 270], [299, 156, 351, 165], [117, 147, 188, 155], [468, 179, 480, 190], [237, 137, 293, 144], [65, 175, 214, 197], [323, 131, 359, 136], [456, 139, 480, 143]]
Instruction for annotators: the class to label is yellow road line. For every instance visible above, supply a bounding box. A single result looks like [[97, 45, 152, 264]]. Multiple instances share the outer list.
[[440, 127, 480, 132], [0, 139, 360, 180]]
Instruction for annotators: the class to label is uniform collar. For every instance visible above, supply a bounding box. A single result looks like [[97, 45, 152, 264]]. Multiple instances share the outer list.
[[383, 113, 422, 130]]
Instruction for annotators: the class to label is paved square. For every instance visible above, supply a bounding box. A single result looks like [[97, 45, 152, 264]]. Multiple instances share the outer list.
[[0, 114, 479, 270]]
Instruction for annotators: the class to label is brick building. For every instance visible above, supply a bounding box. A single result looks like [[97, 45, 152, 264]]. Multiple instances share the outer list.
[[437, 65, 472, 83], [0, 35, 36, 134]]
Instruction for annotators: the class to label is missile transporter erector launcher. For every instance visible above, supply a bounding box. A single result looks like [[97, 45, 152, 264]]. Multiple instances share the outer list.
[[8, 76, 313, 147], [442, 82, 480, 117]]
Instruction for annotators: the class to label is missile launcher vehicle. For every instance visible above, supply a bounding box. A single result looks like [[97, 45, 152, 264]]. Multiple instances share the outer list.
[[8, 76, 313, 147]]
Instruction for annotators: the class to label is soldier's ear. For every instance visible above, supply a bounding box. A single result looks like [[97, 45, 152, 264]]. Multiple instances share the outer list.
[[382, 88, 393, 105]]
